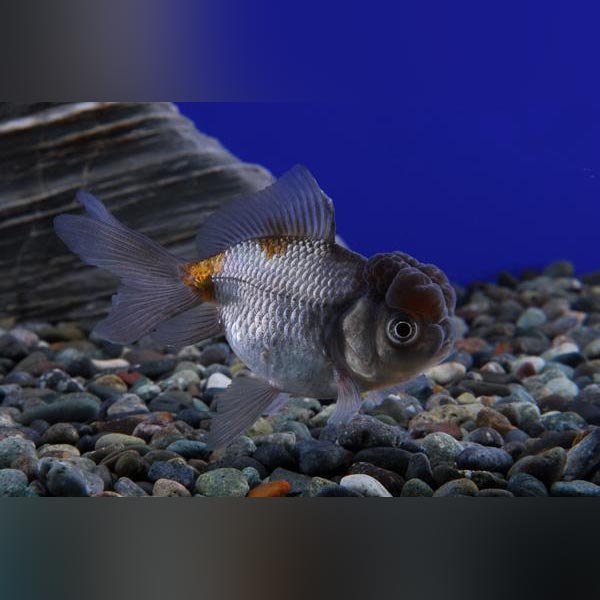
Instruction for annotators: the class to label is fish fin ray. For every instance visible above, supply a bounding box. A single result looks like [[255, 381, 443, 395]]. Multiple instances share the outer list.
[[208, 375, 280, 449], [54, 192, 199, 345], [262, 392, 290, 416], [149, 304, 223, 349], [328, 371, 363, 426], [195, 165, 335, 259]]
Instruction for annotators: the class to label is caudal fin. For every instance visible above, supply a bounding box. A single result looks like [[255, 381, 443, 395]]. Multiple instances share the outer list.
[[54, 192, 200, 344]]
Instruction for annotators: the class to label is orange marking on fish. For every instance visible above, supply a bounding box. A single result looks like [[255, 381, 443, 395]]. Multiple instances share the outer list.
[[258, 237, 290, 260], [247, 480, 291, 498], [182, 252, 225, 301]]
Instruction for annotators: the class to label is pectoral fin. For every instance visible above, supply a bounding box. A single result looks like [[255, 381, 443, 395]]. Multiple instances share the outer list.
[[208, 375, 281, 449], [328, 370, 363, 427]]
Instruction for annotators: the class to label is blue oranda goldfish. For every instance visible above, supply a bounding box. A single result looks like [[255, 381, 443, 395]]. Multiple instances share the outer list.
[[54, 166, 455, 448]]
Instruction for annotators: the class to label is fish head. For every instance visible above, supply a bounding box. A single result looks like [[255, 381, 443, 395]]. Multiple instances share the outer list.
[[337, 252, 456, 386]]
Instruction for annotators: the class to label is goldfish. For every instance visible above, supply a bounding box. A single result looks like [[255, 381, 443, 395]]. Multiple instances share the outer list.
[[54, 166, 455, 448]]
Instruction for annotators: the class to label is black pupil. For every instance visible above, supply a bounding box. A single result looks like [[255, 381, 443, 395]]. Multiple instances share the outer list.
[[394, 321, 413, 339]]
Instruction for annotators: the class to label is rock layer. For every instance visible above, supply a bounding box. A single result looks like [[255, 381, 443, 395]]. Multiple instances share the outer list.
[[0, 102, 273, 321]]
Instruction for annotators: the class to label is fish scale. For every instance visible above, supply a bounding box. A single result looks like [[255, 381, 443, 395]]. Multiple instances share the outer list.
[[214, 238, 365, 397]]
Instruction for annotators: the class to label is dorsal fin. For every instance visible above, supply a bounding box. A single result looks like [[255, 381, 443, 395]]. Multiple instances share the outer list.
[[195, 165, 336, 259]]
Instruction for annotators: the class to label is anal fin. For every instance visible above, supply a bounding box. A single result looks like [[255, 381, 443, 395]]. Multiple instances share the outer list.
[[208, 375, 280, 449]]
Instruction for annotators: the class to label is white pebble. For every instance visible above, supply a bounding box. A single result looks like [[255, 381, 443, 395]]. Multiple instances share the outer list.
[[511, 356, 546, 374], [205, 372, 232, 392], [340, 474, 392, 497], [542, 342, 579, 360], [426, 361, 466, 385], [480, 361, 505, 374], [91, 358, 130, 370]]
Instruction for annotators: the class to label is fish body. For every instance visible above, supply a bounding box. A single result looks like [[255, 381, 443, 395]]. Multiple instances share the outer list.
[[54, 166, 456, 448], [191, 237, 365, 398]]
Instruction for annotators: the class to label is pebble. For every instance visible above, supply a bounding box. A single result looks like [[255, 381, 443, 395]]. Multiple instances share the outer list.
[[507, 473, 548, 497], [147, 460, 197, 490], [550, 480, 600, 497], [295, 440, 351, 476], [405, 452, 435, 487], [476, 408, 514, 435], [95, 433, 146, 450], [20, 392, 101, 424], [422, 432, 464, 467], [315, 484, 362, 497], [540, 411, 587, 432], [39, 422, 79, 446], [400, 478, 434, 497], [247, 480, 291, 497], [241, 466, 262, 489], [511, 356, 546, 376], [0, 435, 36, 468], [114, 477, 148, 497], [0, 468, 29, 496], [517, 307, 547, 330], [114, 451, 147, 479], [583, 338, 600, 359], [366, 395, 423, 426], [38, 443, 81, 459], [466, 427, 504, 447], [508, 447, 566, 486], [352, 447, 412, 475], [476, 489, 514, 497], [268, 467, 312, 495], [39, 368, 84, 393], [93, 373, 128, 393], [426, 362, 466, 385], [340, 474, 392, 497], [205, 372, 232, 397], [337, 415, 402, 449], [563, 429, 600, 480], [106, 394, 149, 417], [152, 478, 192, 497], [542, 342, 580, 362], [348, 462, 405, 496], [456, 446, 513, 473], [433, 478, 478, 497], [195, 468, 249, 497], [40, 459, 104, 497], [253, 442, 297, 472], [165, 440, 210, 460]]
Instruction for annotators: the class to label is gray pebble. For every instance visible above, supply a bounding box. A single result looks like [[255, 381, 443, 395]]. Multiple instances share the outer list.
[[422, 432, 464, 467], [0, 468, 29, 496], [195, 468, 249, 497], [0, 435, 36, 468]]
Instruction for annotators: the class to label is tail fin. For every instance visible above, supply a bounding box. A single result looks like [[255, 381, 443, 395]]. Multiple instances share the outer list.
[[54, 192, 200, 344]]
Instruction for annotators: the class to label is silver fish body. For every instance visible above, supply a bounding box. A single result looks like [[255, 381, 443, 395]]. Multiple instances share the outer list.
[[214, 238, 365, 398]]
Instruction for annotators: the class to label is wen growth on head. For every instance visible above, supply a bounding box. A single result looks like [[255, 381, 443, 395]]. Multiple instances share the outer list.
[[54, 166, 456, 448]]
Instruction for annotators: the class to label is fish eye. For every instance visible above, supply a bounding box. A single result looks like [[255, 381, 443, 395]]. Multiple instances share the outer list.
[[386, 315, 418, 345]]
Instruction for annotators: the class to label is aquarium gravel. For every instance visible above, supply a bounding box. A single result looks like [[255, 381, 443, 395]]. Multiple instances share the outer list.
[[1, 259, 600, 497]]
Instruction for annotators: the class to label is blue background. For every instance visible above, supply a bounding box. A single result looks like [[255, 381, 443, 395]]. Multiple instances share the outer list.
[[177, 4, 600, 285]]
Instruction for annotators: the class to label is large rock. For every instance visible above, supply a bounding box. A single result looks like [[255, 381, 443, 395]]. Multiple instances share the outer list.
[[0, 102, 273, 321]]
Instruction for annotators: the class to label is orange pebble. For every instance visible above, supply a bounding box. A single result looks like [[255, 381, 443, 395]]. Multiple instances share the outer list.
[[247, 480, 291, 498], [117, 371, 142, 385]]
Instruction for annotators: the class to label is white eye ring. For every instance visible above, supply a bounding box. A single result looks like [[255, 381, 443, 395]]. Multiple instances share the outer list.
[[386, 316, 418, 345]]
